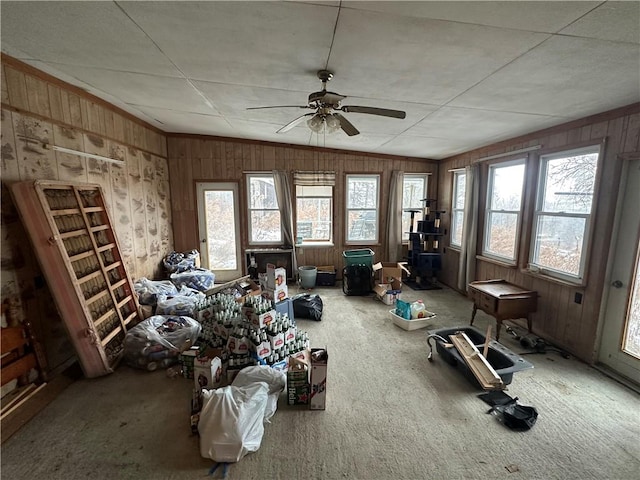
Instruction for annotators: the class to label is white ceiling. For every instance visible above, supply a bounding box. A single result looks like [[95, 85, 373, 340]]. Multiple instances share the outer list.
[[2, 1, 639, 160]]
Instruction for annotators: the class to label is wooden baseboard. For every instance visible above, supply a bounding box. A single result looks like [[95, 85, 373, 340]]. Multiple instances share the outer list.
[[1, 362, 81, 444]]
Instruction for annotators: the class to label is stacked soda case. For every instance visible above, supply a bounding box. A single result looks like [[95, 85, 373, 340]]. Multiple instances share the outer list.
[[190, 292, 310, 383]]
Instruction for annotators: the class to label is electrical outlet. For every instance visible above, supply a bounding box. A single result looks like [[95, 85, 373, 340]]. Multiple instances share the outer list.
[[574, 292, 583, 304]]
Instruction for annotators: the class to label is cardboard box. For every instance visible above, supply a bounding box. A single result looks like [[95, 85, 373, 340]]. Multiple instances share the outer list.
[[310, 348, 328, 410], [263, 285, 289, 303], [287, 356, 310, 405], [372, 262, 409, 289], [266, 264, 287, 290], [253, 339, 272, 360], [268, 331, 285, 351], [374, 284, 402, 305], [180, 346, 199, 379], [194, 355, 223, 390], [226, 335, 250, 355], [244, 308, 275, 329], [235, 279, 262, 304]]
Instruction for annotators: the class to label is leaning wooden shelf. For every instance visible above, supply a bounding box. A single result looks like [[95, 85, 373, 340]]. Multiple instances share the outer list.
[[10, 180, 141, 378]]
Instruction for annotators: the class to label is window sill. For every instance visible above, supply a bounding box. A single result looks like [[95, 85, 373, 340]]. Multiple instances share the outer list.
[[448, 245, 462, 252], [296, 242, 334, 248], [476, 255, 518, 269], [521, 268, 586, 288]]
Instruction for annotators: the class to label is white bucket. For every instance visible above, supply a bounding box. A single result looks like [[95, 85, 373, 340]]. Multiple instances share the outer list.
[[298, 266, 317, 289]]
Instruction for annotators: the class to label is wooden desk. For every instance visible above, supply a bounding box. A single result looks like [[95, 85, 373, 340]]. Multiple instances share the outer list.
[[468, 280, 537, 341]]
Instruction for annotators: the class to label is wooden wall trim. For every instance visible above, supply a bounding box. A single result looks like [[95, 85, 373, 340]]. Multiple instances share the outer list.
[[443, 102, 640, 162], [167, 132, 438, 164], [0, 103, 164, 159], [1, 54, 165, 137]]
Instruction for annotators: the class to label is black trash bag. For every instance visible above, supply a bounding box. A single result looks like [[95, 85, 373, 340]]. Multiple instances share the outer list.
[[292, 294, 323, 321], [493, 401, 538, 431]]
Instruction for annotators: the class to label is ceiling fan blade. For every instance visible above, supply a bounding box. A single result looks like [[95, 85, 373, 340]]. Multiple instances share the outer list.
[[334, 113, 360, 137], [341, 105, 406, 119], [247, 105, 311, 110], [277, 113, 316, 133]]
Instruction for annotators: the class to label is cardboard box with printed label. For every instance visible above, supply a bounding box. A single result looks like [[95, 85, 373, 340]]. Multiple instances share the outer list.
[[266, 264, 287, 290], [263, 284, 289, 303], [287, 356, 310, 405], [194, 355, 223, 390], [310, 348, 328, 410]]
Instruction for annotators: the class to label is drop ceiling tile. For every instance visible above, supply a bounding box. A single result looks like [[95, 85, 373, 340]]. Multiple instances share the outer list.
[[192, 81, 311, 125], [55, 65, 218, 115], [379, 134, 480, 160], [560, 2, 640, 44], [406, 107, 565, 144], [328, 8, 550, 105], [134, 107, 236, 137], [343, 1, 600, 33], [226, 119, 315, 145], [0, 2, 177, 75], [120, 1, 338, 89], [321, 131, 396, 152], [449, 35, 640, 117]]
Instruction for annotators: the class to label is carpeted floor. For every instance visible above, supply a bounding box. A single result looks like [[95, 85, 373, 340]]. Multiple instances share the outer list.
[[2, 284, 639, 480]]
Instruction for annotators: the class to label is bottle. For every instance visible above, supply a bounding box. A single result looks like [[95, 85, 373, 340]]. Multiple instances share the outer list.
[[410, 300, 427, 319]]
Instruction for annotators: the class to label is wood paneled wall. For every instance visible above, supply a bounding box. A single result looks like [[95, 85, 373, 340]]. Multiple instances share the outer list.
[[437, 103, 640, 363], [167, 136, 437, 272], [0, 56, 173, 375]]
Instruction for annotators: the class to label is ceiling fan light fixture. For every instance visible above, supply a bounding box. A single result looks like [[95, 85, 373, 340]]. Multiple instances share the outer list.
[[325, 114, 341, 133], [307, 114, 325, 133]]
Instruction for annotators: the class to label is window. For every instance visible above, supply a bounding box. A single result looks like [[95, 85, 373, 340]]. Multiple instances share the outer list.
[[346, 174, 380, 243], [247, 174, 281, 244], [451, 171, 466, 248], [401, 174, 429, 241], [296, 185, 333, 242], [529, 146, 600, 282], [483, 160, 526, 263]]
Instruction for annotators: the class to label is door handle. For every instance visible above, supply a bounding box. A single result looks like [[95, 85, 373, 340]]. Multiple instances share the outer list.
[[612, 280, 623, 288]]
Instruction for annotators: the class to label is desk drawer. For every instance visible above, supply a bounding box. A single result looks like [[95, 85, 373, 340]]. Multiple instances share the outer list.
[[479, 293, 496, 312]]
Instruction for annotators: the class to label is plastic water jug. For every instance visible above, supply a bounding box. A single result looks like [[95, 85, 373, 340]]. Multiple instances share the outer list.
[[410, 300, 427, 319]]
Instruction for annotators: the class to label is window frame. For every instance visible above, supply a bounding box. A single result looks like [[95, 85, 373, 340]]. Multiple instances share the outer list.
[[450, 170, 466, 249], [295, 184, 334, 244], [246, 173, 282, 245], [527, 144, 602, 284], [482, 158, 527, 265], [401, 173, 429, 242], [345, 174, 380, 245]]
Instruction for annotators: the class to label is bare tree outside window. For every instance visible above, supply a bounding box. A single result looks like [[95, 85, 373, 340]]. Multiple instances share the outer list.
[[531, 148, 599, 280], [248, 175, 282, 244], [483, 161, 525, 262], [347, 175, 379, 242]]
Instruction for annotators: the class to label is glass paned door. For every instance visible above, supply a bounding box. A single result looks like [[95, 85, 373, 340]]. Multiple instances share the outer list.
[[598, 158, 640, 384], [197, 182, 242, 282]]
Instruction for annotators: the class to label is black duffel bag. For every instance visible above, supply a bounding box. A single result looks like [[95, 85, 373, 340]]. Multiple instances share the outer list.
[[292, 293, 323, 321]]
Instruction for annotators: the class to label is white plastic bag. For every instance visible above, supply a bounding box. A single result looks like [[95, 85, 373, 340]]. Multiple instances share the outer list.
[[198, 382, 269, 463], [232, 366, 286, 423], [134, 277, 178, 306]]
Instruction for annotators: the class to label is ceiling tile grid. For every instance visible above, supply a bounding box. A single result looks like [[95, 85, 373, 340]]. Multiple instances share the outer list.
[[1, 1, 638, 159]]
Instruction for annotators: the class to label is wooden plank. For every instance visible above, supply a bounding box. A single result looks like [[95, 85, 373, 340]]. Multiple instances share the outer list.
[[0, 327, 27, 353], [4, 66, 29, 110], [0, 384, 36, 414], [449, 332, 504, 390], [25, 75, 51, 118], [1, 64, 9, 104], [1, 353, 37, 386]]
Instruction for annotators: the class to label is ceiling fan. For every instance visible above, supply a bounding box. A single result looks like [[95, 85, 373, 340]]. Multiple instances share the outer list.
[[247, 70, 406, 136]]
